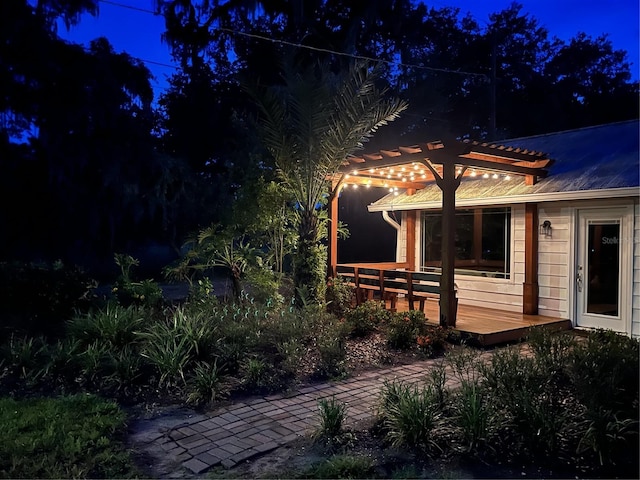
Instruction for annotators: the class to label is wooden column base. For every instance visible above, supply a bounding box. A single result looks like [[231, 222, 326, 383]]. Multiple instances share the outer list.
[[523, 281, 539, 315]]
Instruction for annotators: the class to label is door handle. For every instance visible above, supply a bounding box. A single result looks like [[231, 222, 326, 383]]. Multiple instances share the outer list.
[[576, 266, 583, 293]]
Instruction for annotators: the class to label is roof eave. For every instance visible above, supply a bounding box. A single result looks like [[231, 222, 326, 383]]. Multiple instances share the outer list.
[[367, 187, 640, 212]]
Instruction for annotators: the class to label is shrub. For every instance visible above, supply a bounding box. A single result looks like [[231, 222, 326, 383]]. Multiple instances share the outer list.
[[325, 275, 355, 318], [314, 314, 348, 379], [344, 300, 389, 337], [0, 260, 94, 338], [567, 330, 639, 469], [416, 325, 448, 358], [385, 310, 427, 350]]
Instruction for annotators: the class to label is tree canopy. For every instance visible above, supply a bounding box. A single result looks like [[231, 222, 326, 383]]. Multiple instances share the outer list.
[[1, 0, 637, 275]]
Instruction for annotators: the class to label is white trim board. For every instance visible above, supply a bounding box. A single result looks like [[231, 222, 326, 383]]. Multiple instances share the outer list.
[[368, 187, 639, 212]]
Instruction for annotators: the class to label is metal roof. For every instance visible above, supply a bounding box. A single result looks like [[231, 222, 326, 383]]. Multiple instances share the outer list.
[[368, 120, 639, 211]]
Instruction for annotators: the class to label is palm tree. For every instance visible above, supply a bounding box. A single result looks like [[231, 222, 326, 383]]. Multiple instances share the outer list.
[[253, 59, 408, 303]]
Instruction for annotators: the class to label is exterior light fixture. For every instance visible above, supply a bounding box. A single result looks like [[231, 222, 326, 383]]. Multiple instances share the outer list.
[[492, 173, 499, 179], [471, 170, 477, 177], [540, 220, 552, 237], [402, 177, 407, 182], [353, 184, 358, 189], [401, 167, 406, 172], [483, 173, 489, 179], [369, 168, 375, 173], [504, 174, 511, 180], [394, 191, 399, 196], [387, 174, 392, 179], [389, 187, 394, 193], [421, 174, 427, 179], [352, 170, 358, 175], [389, 168, 394, 173], [345, 174, 350, 179]]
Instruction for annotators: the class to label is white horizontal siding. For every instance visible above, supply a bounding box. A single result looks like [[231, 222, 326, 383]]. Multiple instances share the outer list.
[[537, 205, 571, 318]]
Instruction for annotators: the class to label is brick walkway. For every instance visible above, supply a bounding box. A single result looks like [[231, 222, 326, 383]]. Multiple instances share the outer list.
[[130, 356, 468, 476]]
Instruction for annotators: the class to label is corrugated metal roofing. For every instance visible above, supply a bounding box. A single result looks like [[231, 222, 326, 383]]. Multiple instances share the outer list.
[[370, 120, 639, 210]]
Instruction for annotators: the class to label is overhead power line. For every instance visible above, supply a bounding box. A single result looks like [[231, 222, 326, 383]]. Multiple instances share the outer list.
[[97, 0, 489, 79]]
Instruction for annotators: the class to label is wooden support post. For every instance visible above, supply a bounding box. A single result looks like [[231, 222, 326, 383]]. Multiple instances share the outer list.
[[439, 160, 458, 328], [523, 203, 539, 314], [327, 189, 339, 278], [405, 210, 416, 270]]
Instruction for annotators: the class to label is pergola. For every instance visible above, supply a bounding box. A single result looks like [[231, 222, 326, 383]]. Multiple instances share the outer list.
[[327, 138, 554, 328]]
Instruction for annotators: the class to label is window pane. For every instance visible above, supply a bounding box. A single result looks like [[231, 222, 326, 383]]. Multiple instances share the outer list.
[[455, 210, 474, 260], [421, 207, 511, 278]]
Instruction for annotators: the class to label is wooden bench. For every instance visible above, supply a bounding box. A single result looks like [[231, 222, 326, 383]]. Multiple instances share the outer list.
[[334, 265, 450, 313]]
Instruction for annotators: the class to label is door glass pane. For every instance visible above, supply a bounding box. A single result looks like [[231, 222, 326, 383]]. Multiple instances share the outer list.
[[587, 223, 619, 316]]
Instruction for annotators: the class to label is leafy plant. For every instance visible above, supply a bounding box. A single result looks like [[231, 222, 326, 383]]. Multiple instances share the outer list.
[[344, 300, 388, 337], [315, 316, 348, 379], [1, 334, 48, 383], [112, 254, 163, 308], [416, 325, 448, 358], [138, 318, 194, 388], [66, 303, 144, 348], [325, 275, 355, 319], [187, 360, 229, 406], [385, 310, 427, 349], [378, 380, 442, 452], [315, 396, 347, 440], [455, 381, 492, 453], [239, 356, 274, 393]]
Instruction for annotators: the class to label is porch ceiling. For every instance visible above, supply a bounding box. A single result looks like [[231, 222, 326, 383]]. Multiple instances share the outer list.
[[332, 138, 553, 192]]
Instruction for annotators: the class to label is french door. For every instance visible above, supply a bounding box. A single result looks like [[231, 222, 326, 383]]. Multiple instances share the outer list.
[[575, 207, 631, 333]]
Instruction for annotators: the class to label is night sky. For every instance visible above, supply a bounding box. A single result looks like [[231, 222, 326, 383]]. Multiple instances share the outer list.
[[59, 0, 640, 100]]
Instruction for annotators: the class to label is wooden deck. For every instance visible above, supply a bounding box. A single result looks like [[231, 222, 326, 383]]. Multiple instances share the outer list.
[[385, 297, 572, 347]]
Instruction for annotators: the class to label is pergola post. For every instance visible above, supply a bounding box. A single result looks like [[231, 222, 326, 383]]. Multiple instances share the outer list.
[[523, 203, 539, 314], [439, 159, 459, 328], [405, 189, 416, 269], [327, 188, 339, 278]]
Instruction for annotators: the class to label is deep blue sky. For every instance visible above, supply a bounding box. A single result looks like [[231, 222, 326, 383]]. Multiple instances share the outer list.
[[60, 0, 639, 99]]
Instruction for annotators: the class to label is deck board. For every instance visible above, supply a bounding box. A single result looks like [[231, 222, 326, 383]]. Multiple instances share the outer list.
[[385, 297, 571, 347]]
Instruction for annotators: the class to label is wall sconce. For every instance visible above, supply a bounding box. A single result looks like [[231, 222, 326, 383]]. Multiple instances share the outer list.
[[540, 220, 552, 237]]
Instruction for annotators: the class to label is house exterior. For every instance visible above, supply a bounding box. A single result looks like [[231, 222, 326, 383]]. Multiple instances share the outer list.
[[363, 120, 639, 336]]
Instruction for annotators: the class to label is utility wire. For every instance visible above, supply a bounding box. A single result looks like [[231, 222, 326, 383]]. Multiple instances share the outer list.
[[97, 0, 489, 79]]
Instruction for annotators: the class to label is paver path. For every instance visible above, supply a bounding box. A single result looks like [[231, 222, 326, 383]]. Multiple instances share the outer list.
[[129, 355, 475, 476]]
